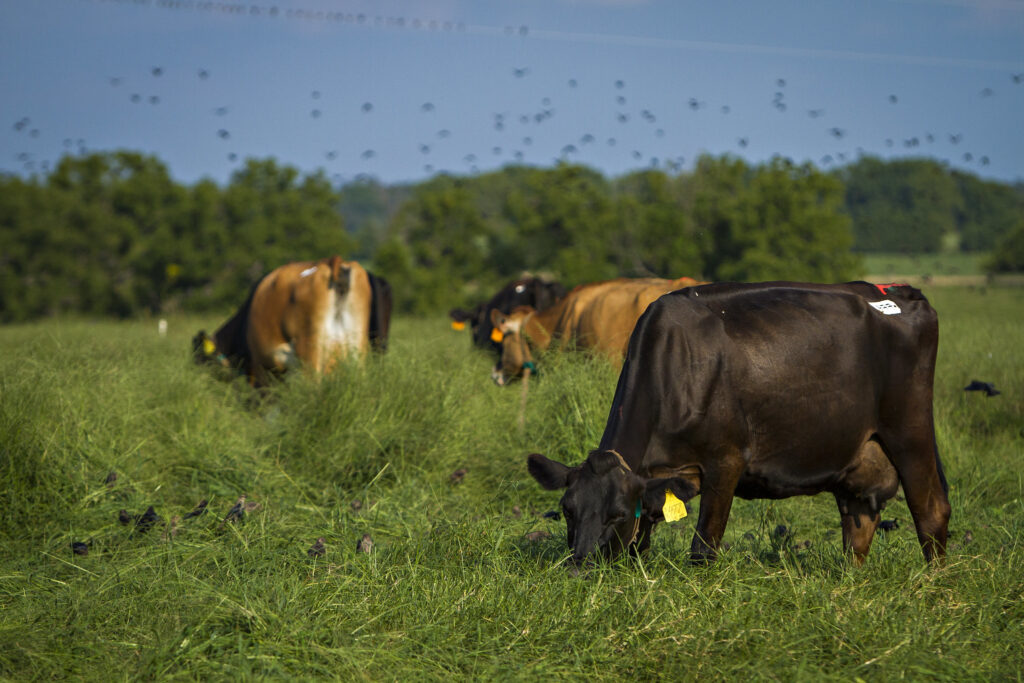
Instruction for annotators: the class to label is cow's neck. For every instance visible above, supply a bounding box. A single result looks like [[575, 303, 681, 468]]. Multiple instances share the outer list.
[[523, 308, 556, 351], [597, 358, 654, 475]]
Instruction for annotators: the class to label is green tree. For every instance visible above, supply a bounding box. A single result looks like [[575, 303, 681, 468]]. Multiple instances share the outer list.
[[385, 176, 496, 313], [500, 164, 620, 284], [688, 155, 860, 282], [985, 219, 1024, 273], [614, 170, 703, 279], [953, 172, 1024, 252], [840, 157, 960, 253]]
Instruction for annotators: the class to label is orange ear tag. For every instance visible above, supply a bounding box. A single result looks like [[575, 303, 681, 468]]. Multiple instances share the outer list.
[[490, 328, 504, 343], [451, 321, 466, 331]]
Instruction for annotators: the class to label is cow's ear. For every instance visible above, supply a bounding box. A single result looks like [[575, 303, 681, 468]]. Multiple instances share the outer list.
[[641, 477, 698, 520], [527, 453, 575, 490], [449, 308, 471, 323], [490, 308, 507, 329]]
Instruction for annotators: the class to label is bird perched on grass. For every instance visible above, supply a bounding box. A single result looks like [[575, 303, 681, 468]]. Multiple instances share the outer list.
[[356, 534, 374, 553], [964, 380, 1000, 397]]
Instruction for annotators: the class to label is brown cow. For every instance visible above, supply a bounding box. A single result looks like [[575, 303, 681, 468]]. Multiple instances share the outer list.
[[192, 256, 391, 387], [488, 277, 701, 385]]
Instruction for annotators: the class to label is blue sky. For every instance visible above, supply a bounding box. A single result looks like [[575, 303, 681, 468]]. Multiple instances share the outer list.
[[2, 0, 1023, 186]]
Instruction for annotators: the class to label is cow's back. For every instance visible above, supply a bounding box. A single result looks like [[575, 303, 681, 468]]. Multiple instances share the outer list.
[[553, 278, 694, 357]]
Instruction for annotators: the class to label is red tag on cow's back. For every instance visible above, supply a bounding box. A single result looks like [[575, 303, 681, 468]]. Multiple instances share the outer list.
[[874, 282, 908, 295]]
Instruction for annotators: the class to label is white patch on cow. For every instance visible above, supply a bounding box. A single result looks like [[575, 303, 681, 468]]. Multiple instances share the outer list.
[[300, 266, 318, 278], [320, 273, 368, 365], [868, 299, 901, 315], [515, 284, 526, 294]]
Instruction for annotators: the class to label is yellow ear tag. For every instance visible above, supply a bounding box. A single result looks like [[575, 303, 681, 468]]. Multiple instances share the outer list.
[[202, 338, 216, 355], [663, 489, 688, 522], [490, 328, 504, 343], [451, 321, 466, 331]]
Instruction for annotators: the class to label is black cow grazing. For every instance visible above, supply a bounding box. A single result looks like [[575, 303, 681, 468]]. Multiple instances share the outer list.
[[449, 277, 565, 357], [528, 282, 950, 567]]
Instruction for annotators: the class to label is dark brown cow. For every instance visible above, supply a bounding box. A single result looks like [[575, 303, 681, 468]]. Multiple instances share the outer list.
[[489, 276, 702, 385], [449, 277, 566, 358], [193, 256, 391, 386], [528, 282, 950, 566]]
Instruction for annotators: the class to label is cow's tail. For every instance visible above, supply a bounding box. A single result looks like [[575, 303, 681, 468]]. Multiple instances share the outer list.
[[367, 272, 393, 353]]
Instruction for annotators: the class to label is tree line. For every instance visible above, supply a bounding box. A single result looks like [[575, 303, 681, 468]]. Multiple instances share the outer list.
[[2, 151, 1022, 321]]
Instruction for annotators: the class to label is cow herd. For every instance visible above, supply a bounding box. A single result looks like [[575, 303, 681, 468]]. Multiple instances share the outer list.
[[193, 256, 951, 568]]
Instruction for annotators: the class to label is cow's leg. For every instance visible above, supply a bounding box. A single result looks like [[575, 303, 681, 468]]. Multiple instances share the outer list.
[[835, 495, 881, 566], [689, 460, 743, 564], [881, 431, 950, 562]]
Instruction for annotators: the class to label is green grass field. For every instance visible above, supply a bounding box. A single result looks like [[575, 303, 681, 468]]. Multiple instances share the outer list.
[[2, 287, 1022, 680], [861, 252, 986, 278]]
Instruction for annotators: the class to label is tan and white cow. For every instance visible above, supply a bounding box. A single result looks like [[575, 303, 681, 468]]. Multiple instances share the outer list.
[[193, 255, 391, 386], [488, 276, 702, 385]]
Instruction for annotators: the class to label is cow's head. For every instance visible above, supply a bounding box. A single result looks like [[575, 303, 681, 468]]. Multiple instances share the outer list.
[[528, 450, 698, 564], [191, 330, 227, 367], [449, 304, 483, 337], [489, 307, 537, 385]]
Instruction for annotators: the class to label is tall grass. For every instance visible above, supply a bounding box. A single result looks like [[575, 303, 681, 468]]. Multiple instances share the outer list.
[[1, 288, 1022, 679]]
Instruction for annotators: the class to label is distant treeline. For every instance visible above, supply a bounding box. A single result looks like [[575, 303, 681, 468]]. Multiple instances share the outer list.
[[2, 151, 1022, 321]]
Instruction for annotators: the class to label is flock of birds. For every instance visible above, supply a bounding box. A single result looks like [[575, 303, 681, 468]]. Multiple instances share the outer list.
[[6, 2, 1024, 182]]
